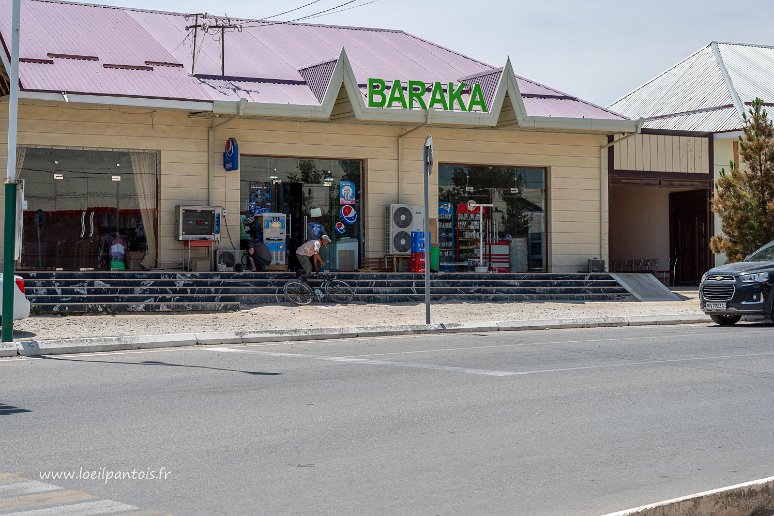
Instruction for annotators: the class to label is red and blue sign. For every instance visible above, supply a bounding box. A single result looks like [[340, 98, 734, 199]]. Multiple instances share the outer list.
[[340, 205, 357, 225], [334, 221, 346, 235], [223, 137, 239, 171]]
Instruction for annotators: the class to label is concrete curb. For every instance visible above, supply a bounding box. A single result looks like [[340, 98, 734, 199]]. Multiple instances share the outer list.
[[8, 314, 711, 357], [603, 475, 774, 516]]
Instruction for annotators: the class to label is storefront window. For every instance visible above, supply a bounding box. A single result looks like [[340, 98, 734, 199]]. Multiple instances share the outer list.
[[18, 148, 158, 271], [240, 156, 363, 271], [438, 164, 546, 272]]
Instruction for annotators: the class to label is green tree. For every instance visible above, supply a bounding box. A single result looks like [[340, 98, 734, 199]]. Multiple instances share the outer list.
[[711, 98, 774, 261]]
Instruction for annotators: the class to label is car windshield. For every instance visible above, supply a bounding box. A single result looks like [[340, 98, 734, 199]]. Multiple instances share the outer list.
[[747, 240, 774, 262]]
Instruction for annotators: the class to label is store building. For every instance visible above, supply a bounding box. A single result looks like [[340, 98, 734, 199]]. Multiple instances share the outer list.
[[0, 0, 639, 275], [608, 42, 774, 283]]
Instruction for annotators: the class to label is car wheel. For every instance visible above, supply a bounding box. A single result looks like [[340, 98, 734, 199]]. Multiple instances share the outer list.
[[710, 314, 742, 326]]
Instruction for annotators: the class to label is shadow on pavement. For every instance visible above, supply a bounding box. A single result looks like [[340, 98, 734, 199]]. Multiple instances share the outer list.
[[39, 356, 282, 376]]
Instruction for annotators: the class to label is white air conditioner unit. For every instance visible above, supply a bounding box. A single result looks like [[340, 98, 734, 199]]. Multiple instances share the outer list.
[[385, 204, 424, 255], [216, 249, 238, 271]]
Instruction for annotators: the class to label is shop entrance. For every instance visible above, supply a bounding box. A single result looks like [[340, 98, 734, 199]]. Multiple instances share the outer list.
[[240, 157, 363, 271], [609, 182, 710, 286]]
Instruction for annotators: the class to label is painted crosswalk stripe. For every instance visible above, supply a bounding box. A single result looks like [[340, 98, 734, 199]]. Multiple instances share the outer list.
[[0, 481, 60, 498], [0, 473, 167, 515], [3, 499, 138, 515], [0, 490, 94, 510]]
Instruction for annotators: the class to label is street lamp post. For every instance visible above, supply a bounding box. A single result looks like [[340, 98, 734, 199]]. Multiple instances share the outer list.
[[423, 135, 433, 325], [2, 0, 21, 342]]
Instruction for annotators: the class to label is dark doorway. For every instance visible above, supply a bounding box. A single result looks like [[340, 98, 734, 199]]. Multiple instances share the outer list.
[[669, 190, 710, 285]]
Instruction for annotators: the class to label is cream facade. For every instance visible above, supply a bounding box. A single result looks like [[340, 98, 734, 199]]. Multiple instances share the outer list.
[[1, 98, 615, 273]]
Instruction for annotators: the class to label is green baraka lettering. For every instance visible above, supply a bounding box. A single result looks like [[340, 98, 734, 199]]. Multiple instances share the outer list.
[[428, 82, 448, 111], [408, 80, 428, 110], [468, 83, 487, 112], [387, 79, 408, 109], [367, 78, 387, 108], [366, 78, 488, 112], [447, 82, 466, 111]]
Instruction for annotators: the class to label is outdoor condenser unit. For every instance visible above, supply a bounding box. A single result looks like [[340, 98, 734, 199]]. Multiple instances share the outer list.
[[385, 204, 424, 255], [176, 206, 222, 241]]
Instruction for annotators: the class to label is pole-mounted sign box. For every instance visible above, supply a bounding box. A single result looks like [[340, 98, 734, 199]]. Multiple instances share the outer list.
[[223, 137, 239, 171], [367, 78, 487, 113]]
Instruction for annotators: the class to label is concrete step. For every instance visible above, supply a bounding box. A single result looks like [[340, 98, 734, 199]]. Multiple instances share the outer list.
[[31, 302, 241, 314], [20, 271, 632, 313]]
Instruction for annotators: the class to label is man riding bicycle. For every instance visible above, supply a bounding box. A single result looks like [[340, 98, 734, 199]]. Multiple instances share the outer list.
[[295, 234, 331, 278]]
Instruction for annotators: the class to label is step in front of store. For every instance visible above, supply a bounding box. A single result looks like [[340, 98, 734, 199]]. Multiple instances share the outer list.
[[20, 271, 632, 314]]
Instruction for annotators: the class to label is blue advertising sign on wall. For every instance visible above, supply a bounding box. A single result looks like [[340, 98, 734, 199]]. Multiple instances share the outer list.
[[223, 137, 239, 171]]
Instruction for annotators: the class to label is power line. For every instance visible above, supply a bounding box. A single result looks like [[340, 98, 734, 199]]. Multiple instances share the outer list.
[[237, 0, 358, 28], [290, 0, 358, 22], [301, 0, 379, 20], [259, 0, 323, 20]]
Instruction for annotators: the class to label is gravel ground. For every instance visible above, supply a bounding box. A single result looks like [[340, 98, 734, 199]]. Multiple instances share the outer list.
[[13, 291, 704, 341]]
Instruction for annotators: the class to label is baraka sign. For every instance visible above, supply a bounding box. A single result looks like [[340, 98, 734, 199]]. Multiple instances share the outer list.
[[367, 78, 487, 113]]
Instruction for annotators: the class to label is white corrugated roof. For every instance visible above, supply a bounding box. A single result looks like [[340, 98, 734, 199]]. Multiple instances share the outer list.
[[608, 42, 774, 132]]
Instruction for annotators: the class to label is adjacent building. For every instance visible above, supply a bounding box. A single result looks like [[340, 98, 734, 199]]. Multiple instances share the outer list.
[[608, 42, 774, 282]]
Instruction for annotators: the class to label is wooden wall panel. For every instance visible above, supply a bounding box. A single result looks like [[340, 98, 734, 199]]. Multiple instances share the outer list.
[[613, 133, 709, 175]]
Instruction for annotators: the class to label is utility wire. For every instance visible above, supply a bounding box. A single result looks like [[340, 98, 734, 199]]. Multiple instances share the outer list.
[[259, 0, 323, 20], [237, 0, 358, 28], [301, 0, 378, 20]]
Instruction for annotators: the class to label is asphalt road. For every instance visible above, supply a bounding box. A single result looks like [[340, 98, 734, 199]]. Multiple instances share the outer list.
[[2, 323, 774, 515]]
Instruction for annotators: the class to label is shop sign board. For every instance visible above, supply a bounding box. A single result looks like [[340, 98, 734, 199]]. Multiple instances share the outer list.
[[367, 78, 487, 113], [223, 137, 239, 171]]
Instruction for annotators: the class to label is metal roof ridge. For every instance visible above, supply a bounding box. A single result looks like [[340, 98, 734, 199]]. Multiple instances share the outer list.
[[714, 41, 774, 51], [298, 56, 339, 71], [710, 42, 746, 119], [29, 0, 194, 18], [607, 42, 713, 108], [30, 0, 407, 34], [641, 104, 737, 121], [195, 74, 307, 85], [458, 67, 503, 82]]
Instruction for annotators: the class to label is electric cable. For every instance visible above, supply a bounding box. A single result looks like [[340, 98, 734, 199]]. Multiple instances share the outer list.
[[301, 0, 378, 20]]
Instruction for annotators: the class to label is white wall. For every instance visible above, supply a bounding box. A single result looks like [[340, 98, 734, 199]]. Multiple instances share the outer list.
[[609, 184, 671, 272]]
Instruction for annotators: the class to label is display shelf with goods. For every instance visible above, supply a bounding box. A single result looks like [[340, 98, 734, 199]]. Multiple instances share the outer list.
[[455, 203, 490, 272], [438, 202, 456, 271]]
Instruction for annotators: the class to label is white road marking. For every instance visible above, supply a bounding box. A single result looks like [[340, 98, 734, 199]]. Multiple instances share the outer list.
[[205, 346, 519, 376], [0, 482, 59, 497], [204, 346, 774, 377], [1, 325, 771, 364], [0, 474, 151, 515], [4, 499, 138, 515]]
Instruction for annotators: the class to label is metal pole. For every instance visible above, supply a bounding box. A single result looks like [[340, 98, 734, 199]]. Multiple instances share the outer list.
[[2, 0, 21, 342], [423, 135, 433, 325]]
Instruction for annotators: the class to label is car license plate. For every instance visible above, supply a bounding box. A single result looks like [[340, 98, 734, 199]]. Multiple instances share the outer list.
[[705, 302, 727, 310]]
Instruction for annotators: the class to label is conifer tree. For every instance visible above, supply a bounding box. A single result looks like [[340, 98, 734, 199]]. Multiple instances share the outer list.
[[710, 98, 774, 261]]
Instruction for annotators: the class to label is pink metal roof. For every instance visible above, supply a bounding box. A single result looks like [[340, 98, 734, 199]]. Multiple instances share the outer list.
[[0, 0, 628, 120]]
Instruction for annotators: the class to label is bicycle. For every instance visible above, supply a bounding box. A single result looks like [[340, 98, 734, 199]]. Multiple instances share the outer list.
[[283, 271, 354, 305]]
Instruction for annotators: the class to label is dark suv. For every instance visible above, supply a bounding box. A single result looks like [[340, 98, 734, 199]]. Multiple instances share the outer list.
[[700, 240, 774, 325]]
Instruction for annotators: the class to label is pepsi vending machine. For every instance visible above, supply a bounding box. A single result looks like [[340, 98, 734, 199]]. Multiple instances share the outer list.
[[259, 213, 287, 268]]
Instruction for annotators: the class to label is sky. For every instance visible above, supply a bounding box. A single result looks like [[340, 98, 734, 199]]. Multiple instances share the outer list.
[[90, 0, 773, 107]]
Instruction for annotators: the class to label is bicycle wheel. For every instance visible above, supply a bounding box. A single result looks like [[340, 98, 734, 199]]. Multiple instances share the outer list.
[[326, 279, 354, 304], [284, 280, 314, 305]]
